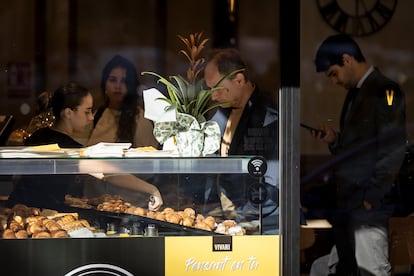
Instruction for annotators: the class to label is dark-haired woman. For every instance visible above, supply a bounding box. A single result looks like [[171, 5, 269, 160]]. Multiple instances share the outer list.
[[7, 83, 94, 209], [84, 56, 163, 211], [88, 55, 158, 148], [7, 83, 163, 211]]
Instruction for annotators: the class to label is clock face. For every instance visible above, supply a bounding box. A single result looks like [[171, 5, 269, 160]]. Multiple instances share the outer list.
[[316, 0, 398, 37]]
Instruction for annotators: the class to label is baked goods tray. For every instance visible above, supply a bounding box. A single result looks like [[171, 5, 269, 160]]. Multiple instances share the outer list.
[[62, 206, 219, 236]]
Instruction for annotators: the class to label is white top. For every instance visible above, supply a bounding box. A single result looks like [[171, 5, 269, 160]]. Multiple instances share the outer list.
[[87, 107, 159, 148]]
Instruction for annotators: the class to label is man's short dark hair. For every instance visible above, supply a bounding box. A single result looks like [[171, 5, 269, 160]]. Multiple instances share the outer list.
[[206, 48, 249, 80], [315, 34, 366, 72]]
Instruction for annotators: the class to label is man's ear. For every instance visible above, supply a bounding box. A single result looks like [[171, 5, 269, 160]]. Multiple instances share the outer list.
[[342, 53, 353, 65], [234, 72, 246, 85]]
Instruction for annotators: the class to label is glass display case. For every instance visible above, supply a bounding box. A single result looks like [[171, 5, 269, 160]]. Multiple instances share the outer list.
[[0, 154, 280, 275]]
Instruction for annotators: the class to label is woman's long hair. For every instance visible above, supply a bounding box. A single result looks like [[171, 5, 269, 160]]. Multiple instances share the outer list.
[[99, 55, 141, 143]]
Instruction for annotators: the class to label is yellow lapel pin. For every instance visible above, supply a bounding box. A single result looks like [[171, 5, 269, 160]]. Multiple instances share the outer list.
[[386, 90, 394, 106]]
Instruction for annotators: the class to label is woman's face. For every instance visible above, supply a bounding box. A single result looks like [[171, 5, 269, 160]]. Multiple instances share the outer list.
[[105, 67, 128, 108], [70, 93, 94, 133]]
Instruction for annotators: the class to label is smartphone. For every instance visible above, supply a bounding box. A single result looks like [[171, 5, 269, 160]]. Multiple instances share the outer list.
[[300, 123, 326, 138]]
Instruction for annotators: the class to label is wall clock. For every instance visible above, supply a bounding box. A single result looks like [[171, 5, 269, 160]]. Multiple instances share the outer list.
[[316, 0, 398, 37]]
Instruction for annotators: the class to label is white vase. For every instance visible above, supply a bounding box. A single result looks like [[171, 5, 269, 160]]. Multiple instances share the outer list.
[[175, 130, 204, 157], [153, 113, 221, 157]]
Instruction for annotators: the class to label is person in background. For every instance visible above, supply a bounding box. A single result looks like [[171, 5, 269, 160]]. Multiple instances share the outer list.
[[203, 48, 279, 234], [7, 82, 163, 211], [310, 34, 406, 275], [88, 54, 158, 148], [26, 91, 55, 135], [84, 55, 162, 209], [7, 91, 55, 145]]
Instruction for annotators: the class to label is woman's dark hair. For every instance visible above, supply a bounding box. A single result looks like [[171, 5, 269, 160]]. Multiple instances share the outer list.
[[51, 82, 90, 121], [98, 55, 140, 143], [206, 48, 249, 81], [315, 34, 366, 73], [36, 91, 52, 114]]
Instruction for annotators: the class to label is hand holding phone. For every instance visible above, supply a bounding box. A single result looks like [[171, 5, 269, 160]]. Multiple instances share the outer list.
[[300, 123, 326, 138]]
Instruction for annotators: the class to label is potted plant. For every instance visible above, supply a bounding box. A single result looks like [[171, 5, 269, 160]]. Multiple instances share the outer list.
[[142, 32, 242, 156]]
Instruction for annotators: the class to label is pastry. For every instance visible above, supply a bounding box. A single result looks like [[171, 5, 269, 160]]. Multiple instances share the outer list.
[[155, 213, 166, 221], [8, 220, 23, 232], [133, 207, 146, 216], [183, 207, 196, 219], [32, 231, 51, 238], [195, 214, 205, 223], [162, 207, 175, 214], [194, 222, 211, 231], [165, 213, 181, 224], [2, 229, 16, 239], [50, 229, 68, 238], [146, 211, 156, 219], [204, 216, 216, 230], [182, 217, 194, 227], [45, 222, 61, 232], [15, 230, 28, 239], [27, 222, 46, 235]]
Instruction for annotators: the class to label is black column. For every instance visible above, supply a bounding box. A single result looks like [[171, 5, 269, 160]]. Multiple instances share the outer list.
[[279, 0, 301, 275], [212, 0, 238, 48], [34, 0, 46, 94], [68, 0, 78, 81]]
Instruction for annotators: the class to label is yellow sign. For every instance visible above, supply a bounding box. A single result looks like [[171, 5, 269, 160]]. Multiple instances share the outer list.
[[165, 235, 279, 276], [386, 89, 394, 106]]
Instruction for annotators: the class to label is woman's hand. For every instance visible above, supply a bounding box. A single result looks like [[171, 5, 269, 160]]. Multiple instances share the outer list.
[[148, 192, 163, 211]]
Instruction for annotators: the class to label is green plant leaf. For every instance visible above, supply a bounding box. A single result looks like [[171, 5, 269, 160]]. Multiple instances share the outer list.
[[142, 33, 244, 124], [213, 68, 246, 88]]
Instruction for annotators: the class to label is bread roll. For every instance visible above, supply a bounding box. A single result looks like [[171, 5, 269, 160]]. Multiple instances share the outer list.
[[204, 216, 216, 230], [27, 222, 46, 235], [196, 214, 205, 223], [183, 208, 196, 219], [42, 219, 61, 231], [194, 222, 211, 231], [182, 217, 194, 227], [155, 213, 166, 221], [32, 231, 51, 238], [124, 207, 136, 215], [15, 230, 28, 239], [2, 229, 16, 239], [146, 211, 156, 219], [166, 213, 181, 224], [9, 220, 23, 232], [133, 207, 146, 216], [25, 216, 41, 225], [222, 220, 237, 228], [50, 229, 68, 238], [162, 207, 175, 214]]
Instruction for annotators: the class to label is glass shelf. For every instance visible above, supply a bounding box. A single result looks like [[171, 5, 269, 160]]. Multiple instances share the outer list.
[[0, 156, 251, 175]]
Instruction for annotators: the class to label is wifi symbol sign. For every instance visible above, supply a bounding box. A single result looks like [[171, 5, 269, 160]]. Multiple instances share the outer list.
[[248, 156, 267, 177], [252, 159, 263, 171]]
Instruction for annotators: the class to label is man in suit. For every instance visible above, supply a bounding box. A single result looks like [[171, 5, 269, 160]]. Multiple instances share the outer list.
[[312, 34, 406, 275], [203, 48, 279, 234]]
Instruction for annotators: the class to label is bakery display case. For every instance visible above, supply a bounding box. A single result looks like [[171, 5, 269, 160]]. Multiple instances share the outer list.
[[0, 153, 280, 275], [0, 153, 253, 233]]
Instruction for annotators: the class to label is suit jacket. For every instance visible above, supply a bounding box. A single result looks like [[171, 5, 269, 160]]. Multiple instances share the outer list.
[[212, 86, 279, 161], [210, 87, 279, 211], [330, 69, 406, 210]]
